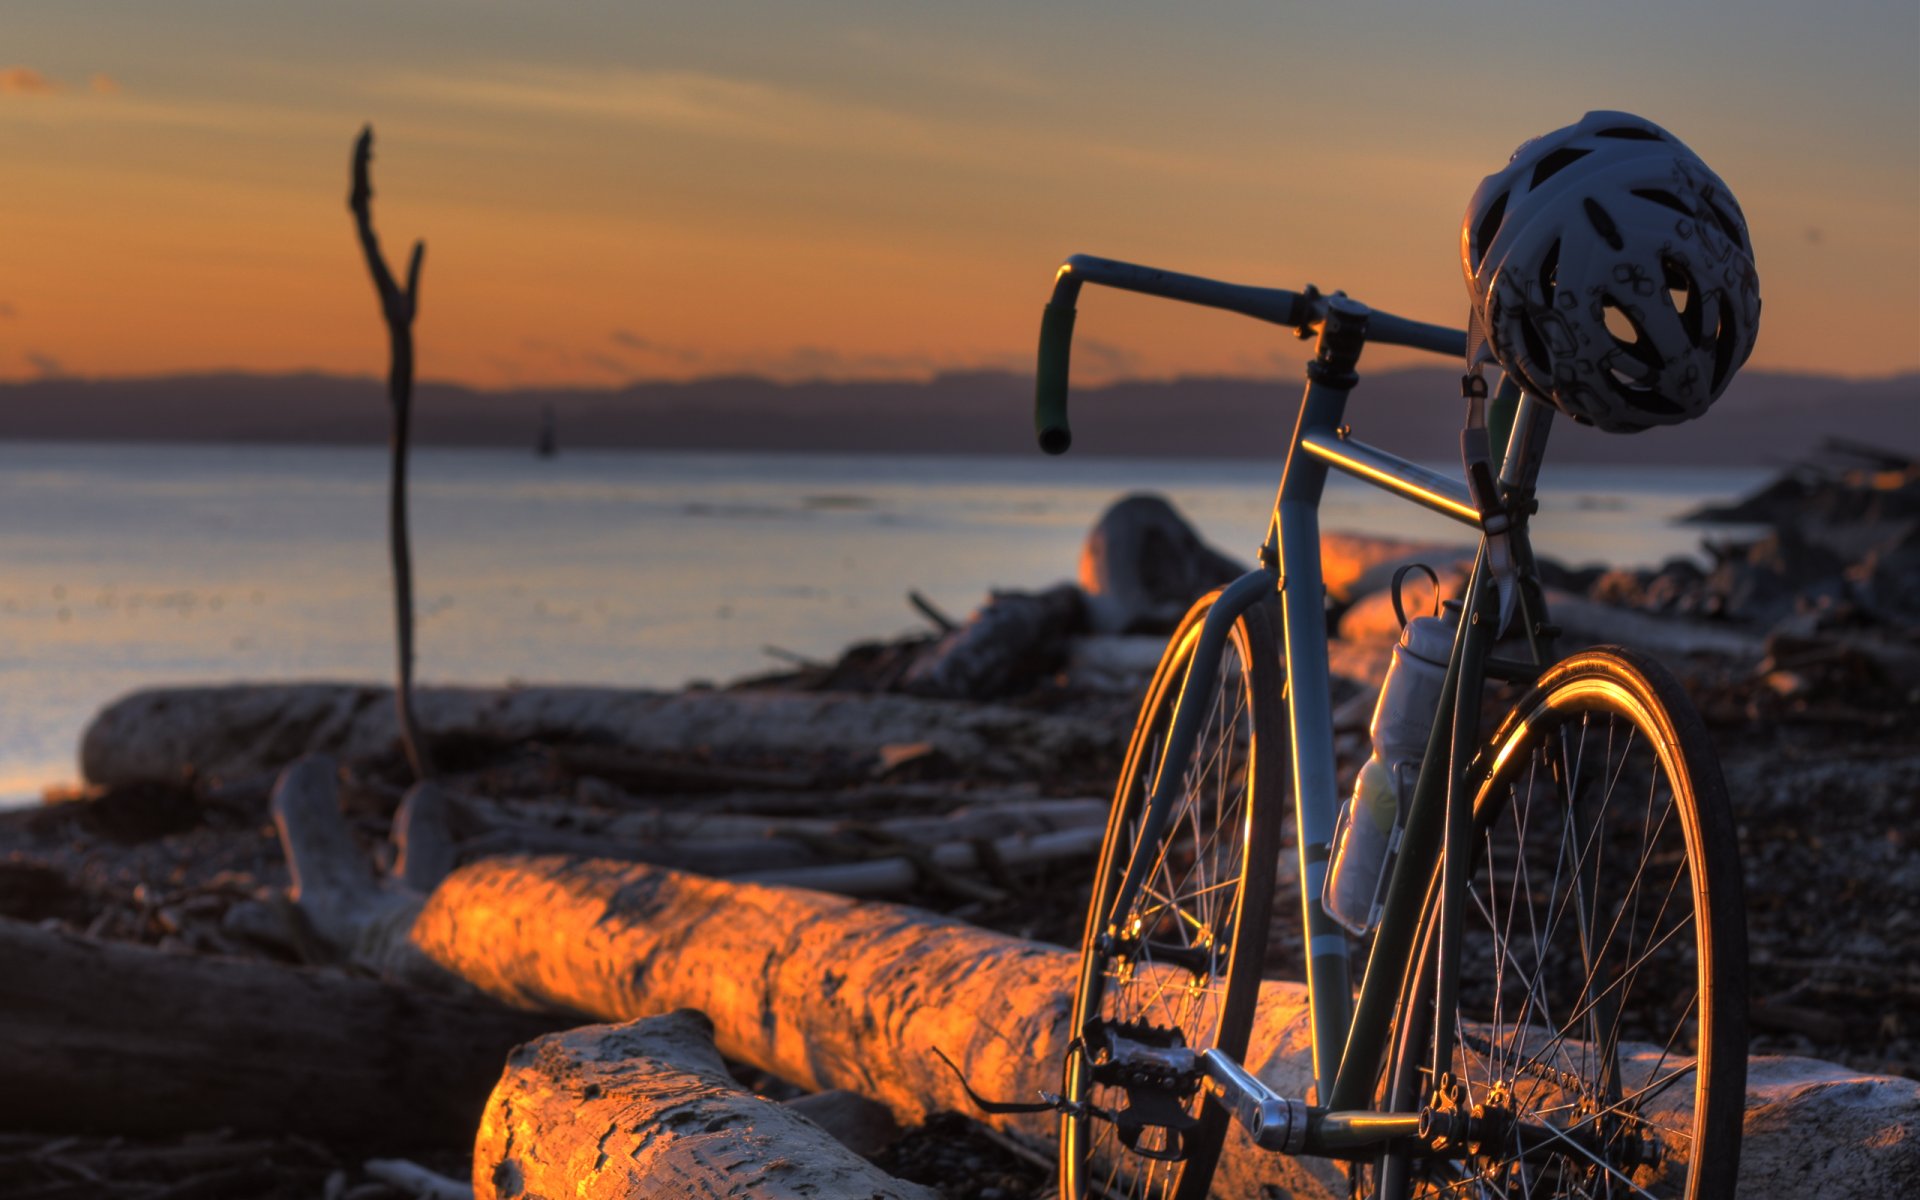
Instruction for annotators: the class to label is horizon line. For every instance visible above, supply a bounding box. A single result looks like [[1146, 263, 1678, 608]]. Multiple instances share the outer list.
[[2, 362, 1915, 394]]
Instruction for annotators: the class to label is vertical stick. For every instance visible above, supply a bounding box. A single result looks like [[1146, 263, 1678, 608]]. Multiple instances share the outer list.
[[349, 125, 435, 780]]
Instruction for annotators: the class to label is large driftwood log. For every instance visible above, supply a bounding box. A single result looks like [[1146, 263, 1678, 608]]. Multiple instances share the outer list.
[[81, 684, 1118, 789], [1079, 494, 1246, 634], [455, 792, 1108, 851], [0, 914, 558, 1146], [473, 1009, 936, 1199], [1337, 580, 1767, 662], [1319, 532, 1468, 606], [1066, 634, 1392, 697], [404, 856, 1920, 1199]]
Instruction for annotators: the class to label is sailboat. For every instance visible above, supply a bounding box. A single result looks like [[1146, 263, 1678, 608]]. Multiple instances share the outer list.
[[536, 402, 557, 458]]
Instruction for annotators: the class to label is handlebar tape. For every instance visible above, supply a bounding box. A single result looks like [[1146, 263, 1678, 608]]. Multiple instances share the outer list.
[[1034, 302, 1077, 455]]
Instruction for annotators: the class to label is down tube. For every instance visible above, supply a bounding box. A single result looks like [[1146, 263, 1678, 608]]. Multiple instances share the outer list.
[[1276, 482, 1352, 1098]]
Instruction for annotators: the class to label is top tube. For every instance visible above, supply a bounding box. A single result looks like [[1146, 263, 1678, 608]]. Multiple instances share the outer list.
[[1049, 254, 1465, 359]]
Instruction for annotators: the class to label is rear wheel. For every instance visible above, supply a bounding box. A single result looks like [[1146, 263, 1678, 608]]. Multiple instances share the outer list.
[[1379, 647, 1746, 1199], [1059, 591, 1286, 1200]]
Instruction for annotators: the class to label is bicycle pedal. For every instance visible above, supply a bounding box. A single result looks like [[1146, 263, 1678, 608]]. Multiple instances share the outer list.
[[1084, 1020, 1201, 1086]]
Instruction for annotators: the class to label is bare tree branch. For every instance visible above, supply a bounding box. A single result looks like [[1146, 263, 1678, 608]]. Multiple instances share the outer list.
[[349, 124, 435, 781]]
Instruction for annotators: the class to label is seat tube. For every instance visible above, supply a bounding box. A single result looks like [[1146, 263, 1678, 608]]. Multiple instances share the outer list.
[[1270, 297, 1368, 1097]]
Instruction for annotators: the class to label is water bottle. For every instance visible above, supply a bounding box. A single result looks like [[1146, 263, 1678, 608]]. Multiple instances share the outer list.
[[1324, 610, 1454, 934]]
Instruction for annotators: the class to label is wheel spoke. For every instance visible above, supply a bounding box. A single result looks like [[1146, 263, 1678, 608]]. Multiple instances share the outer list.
[[1391, 654, 1736, 1200], [1065, 606, 1282, 1200]]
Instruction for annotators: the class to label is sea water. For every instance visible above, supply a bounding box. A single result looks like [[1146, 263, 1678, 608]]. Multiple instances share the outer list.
[[0, 442, 1767, 805]]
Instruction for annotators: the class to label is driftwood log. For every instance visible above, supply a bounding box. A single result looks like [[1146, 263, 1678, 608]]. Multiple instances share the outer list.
[[0, 915, 558, 1147], [1338, 583, 1767, 660], [80, 685, 1118, 789], [900, 583, 1084, 699], [388, 856, 1920, 1199], [1079, 493, 1246, 634], [451, 792, 1107, 892], [1319, 533, 1467, 607], [474, 1010, 935, 1199]]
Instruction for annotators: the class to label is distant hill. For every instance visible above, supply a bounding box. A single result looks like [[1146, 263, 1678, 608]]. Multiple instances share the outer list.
[[1, 367, 1912, 466]]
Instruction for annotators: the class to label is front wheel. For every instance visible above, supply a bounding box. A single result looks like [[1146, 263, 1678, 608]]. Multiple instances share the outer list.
[[1380, 647, 1747, 1199], [1059, 590, 1287, 1200]]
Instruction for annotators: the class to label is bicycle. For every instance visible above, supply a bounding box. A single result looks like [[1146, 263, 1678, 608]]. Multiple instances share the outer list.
[[1030, 252, 1749, 1199]]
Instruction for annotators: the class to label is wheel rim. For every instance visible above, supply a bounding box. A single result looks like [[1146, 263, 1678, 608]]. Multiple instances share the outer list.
[[1065, 620, 1266, 1199], [1404, 678, 1719, 1199]]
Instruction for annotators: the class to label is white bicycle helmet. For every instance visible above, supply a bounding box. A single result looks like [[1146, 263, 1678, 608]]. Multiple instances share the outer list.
[[1462, 111, 1761, 433]]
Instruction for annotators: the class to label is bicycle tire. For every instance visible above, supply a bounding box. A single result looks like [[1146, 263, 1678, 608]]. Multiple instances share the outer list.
[[1378, 646, 1747, 1199], [1060, 590, 1287, 1200]]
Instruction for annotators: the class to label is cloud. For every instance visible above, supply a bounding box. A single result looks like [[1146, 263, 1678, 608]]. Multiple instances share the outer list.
[[610, 329, 704, 364], [0, 302, 15, 319], [89, 73, 121, 96], [376, 66, 1237, 182], [26, 351, 64, 377], [1075, 339, 1142, 377], [0, 67, 62, 96]]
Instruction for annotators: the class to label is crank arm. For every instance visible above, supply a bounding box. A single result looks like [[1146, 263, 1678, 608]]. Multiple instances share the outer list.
[[1197, 1049, 1310, 1153]]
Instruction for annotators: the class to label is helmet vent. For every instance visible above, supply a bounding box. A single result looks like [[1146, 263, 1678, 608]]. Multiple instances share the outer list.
[[1517, 310, 1552, 380], [1583, 199, 1625, 251], [1663, 256, 1703, 342], [1472, 191, 1509, 269], [1632, 188, 1695, 218], [1529, 147, 1591, 189], [1709, 296, 1738, 394], [1597, 126, 1665, 141], [1601, 296, 1665, 375], [1539, 239, 1561, 303], [1601, 298, 1640, 345], [1702, 195, 1746, 247]]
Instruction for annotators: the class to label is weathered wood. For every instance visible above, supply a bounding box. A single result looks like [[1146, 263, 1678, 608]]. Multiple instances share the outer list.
[[273, 755, 436, 984], [453, 793, 1109, 854], [734, 824, 1104, 896], [393, 781, 457, 892], [350, 124, 435, 783], [900, 583, 1085, 699], [0, 915, 558, 1147], [473, 1010, 936, 1199], [441, 793, 1111, 891], [1544, 589, 1765, 659], [1065, 634, 1392, 697], [81, 684, 1119, 789], [365, 1159, 472, 1200], [409, 856, 1920, 1199], [1079, 494, 1246, 634], [1319, 533, 1468, 606]]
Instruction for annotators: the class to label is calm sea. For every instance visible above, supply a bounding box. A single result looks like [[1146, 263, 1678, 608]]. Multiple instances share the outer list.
[[0, 442, 1767, 806]]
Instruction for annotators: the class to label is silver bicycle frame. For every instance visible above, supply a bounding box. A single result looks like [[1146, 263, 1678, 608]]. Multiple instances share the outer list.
[[1053, 256, 1557, 1104]]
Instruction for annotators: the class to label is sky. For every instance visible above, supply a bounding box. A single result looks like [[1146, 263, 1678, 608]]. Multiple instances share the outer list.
[[2, 1, 1916, 389]]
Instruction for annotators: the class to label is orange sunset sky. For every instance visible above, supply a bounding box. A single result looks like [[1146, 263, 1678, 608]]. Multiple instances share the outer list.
[[3, 1, 1916, 390]]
